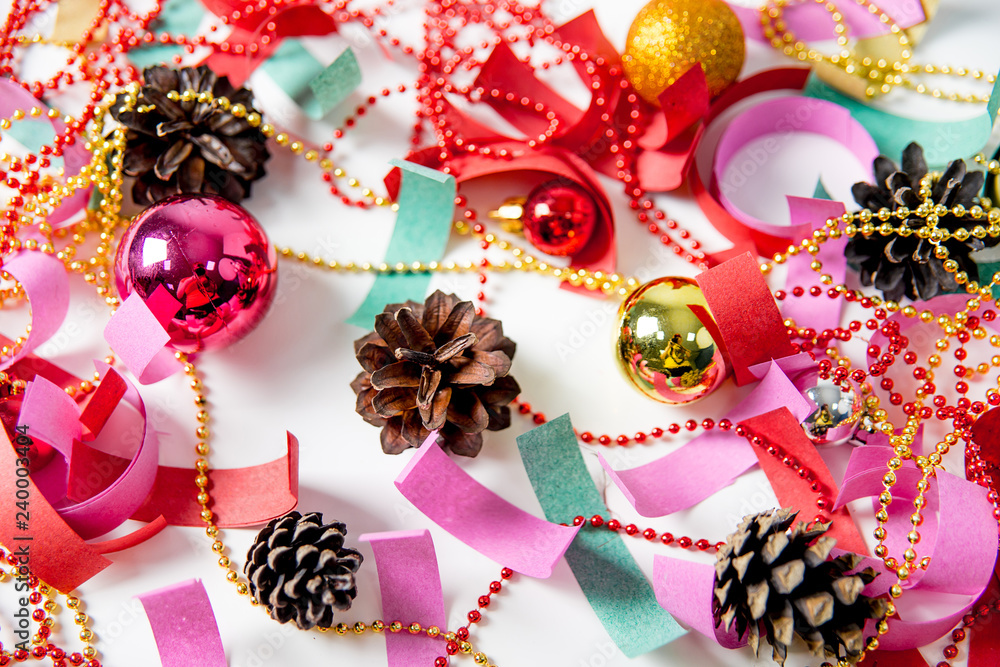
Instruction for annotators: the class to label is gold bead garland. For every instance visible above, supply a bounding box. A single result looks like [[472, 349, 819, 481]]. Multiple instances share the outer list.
[[4, 66, 1000, 667], [761, 0, 995, 102]]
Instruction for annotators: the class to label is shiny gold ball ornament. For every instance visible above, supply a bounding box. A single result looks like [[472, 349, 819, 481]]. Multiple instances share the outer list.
[[622, 0, 746, 103], [615, 277, 729, 405]]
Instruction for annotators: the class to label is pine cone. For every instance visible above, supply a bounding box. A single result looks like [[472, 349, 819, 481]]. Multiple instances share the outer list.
[[845, 141, 988, 302], [713, 508, 889, 665], [245, 512, 362, 630], [351, 290, 520, 457], [111, 65, 270, 205]]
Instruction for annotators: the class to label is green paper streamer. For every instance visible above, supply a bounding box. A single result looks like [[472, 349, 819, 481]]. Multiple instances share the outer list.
[[345, 159, 455, 328], [261, 42, 360, 119], [516, 414, 686, 658], [813, 178, 832, 201], [128, 0, 204, 69], [5, 119, 54, 153], [804, 71, 1000, 166], [259, 40, 325, 109], [303, 48, 361, 120]]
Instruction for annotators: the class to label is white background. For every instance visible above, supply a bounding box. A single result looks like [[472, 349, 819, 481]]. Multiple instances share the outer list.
[[2, 0, 1000, 665]]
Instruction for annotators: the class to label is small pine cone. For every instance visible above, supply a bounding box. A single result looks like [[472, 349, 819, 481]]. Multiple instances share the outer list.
[[713, 508, 889, 665], [351, 290, 520, 457], [245, 511, 362, 630], [111, 65, 270, 206], [845, 141, 989, 302]]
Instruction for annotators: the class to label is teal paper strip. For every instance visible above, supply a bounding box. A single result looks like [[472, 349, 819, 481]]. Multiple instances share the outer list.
[[259, 40, 325, 113], [6, 119, 54, 153], [515, 414, 686, 658], [804, 71, 1000, 166], [346, 160, 455, 328], [262, 43, 360, 119], [303, 48, 361, 120], [128, 0, 204, 69], [813, 178, 832, 201]]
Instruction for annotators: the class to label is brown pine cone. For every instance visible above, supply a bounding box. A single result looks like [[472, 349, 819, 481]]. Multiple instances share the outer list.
[[111, 65, 270, 205], [245, 512, 362, 630], [845, 142, 989, 301], [351, 290, 520, 457], [713, 508, 889, 665]]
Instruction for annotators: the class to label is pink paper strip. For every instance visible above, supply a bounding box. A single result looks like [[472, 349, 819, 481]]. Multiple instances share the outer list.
[[835, 446, 996, 649], [104, 292, 183, 384], [138, 579, 227, 667], [782, 197, 848, 332], [54, 366, 159, 539], [18, 375, 82, 456], [0, 251, 70, 372], [599, 361, 813, 517], [653, 556, 745, 649], [730, 0, 926, 43], [395, 433, 580, 577], [711, 97, 878, 239], [0, 80, 92, 226], [359, 530, 447, 667]]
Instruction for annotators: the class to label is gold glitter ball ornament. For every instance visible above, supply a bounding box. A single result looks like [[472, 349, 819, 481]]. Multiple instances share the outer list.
[[622, 0, 746, 103], [615, 277, 729, 405]]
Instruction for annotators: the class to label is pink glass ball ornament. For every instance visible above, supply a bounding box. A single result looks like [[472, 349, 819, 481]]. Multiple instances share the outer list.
[[521, 180, 598, 256], [114, 194, 277, 353]]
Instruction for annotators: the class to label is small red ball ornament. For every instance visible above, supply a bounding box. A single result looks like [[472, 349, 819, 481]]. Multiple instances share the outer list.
[[521, 180, 597, 256]]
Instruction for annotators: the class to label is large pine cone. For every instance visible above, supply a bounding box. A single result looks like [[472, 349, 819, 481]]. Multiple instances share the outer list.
[[245, 512, 362, 630], [845, 141, 988, 302], [351, 290, 520, 457], [713, 508, 889, 665], [111, 65, 270, 205]]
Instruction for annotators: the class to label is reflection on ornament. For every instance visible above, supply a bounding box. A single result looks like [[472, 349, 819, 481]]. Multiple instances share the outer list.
[[522, 180, 598, 257], [802, 378, 863, 445], [489, 181, 598, 257], [614, 277, 728, 405], [622, 0, 745, 103], [114, 194, 278, 353]]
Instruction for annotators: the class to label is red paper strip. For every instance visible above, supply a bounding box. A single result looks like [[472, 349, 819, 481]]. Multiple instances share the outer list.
[[79, 369, 127, 439], [968, 554, 1000, 667], [475, 43, 583, 139], [857, 648, 929, 667], [696, 252, 795, 385], [92, 516, 168, 554], [138, 579, 227, 667], [0, 426, 111, 592], [359, 530, 446, 667], [645, 65, 710, 149], [201, 1, 338, 86], [740, 407, 868, 555], [130, 432, 298, 527]]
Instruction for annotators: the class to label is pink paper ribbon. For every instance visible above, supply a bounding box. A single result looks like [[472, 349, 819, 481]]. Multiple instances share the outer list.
[[711, 96, 877, 241], [0, 251, 70, 372], [781, 197, 848, 333], [835, 446, 997, 649], [18, 364, 159, 540], [359, 530, 447, 667], [598, 361, 813, 517], [653, 556, 745, 649], [0, 80, 92, 226], [395, 433, 580, 577], [104, 291, 184, 384], [138, 579, 227, 667]]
